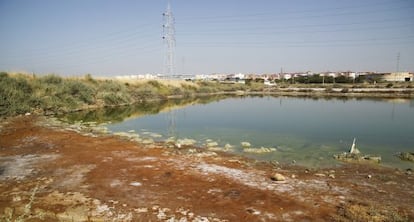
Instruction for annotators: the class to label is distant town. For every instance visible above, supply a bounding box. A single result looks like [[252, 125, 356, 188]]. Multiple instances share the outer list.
[[115, 71, 414, 84]]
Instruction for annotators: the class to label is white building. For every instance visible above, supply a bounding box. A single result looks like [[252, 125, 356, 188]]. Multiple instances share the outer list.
[[234, 73, 245, 80], [382, 72, 412, 82], [348, 72, 357, 79], [115, 73, 159, 80], [283, 74, 292, 80]]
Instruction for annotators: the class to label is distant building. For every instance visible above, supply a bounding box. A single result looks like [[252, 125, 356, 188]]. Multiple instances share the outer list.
[[115, 74, 159, 80], [283, 74, 292, 80], [234, 73, 245, 80], [342, 71, 356, 79], [327, 72, 338, 78], [382, 72, 412, 82], [264, 79, 276, 86]]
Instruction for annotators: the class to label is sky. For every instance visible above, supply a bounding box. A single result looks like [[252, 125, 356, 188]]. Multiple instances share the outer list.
[[0, 0, 413, 76]]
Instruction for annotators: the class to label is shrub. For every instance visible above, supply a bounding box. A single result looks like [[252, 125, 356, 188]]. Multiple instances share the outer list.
[[198, 86, 217, 94], [325, 86, 333, 93], [0, 73, 34, 115], [171, 87, 183, 95], [84, 73, 97, 84], [181, 83, 198, 92], [0, 72, 8, 78], [103, 93, 124, 106], [99, 80, 124, 92], [62, 80, 95, 104], [341, 88, 349, 93], [219, 83, 248, 92], [41, 74, 63, 85], [298, 89, 313, 93], [147, 80, 162, 88], [130, 85, 158, 100], [248, 82, 264, 92]]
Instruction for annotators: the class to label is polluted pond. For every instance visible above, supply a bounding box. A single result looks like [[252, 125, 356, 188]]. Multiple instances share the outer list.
[[54, 96, 414, 169]]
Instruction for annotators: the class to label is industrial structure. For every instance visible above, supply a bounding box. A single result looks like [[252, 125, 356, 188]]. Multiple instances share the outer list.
[[163, 1, 178, 139], [162, 1, 176, 78]]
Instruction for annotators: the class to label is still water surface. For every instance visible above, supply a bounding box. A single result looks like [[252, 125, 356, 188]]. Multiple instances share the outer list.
[[100, 96, 414, 169]]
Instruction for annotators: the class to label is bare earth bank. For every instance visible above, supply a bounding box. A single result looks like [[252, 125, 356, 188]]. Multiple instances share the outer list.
[[0, 116, 413, 221]]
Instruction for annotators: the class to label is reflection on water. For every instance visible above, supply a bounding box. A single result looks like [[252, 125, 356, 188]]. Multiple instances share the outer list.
[[60, 95, 228, 124], [61, 95, 414, 169]]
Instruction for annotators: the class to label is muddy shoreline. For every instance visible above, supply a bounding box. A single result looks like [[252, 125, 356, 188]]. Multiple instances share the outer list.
[[1, 115, 413, 221]]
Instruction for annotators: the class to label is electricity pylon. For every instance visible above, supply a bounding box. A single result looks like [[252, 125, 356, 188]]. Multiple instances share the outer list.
[[163, 0, 176, 78], [163, 1, 177, 140]]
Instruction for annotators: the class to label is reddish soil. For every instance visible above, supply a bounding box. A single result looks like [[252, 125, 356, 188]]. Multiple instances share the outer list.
[[0, 116, 413, 221]]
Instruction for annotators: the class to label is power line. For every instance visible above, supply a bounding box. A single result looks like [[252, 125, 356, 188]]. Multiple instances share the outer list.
[[5, 25, 158, 60], [34, 47, 163, 75], [177, 2, 413, 24], [178, 25, 412, 39], [180, 36, 414, 48], [177, 15, 414, 34]]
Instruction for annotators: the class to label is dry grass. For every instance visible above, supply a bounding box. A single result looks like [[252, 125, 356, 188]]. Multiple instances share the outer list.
[[1, 183, 42, 222], [332, 201, 410, 222], [0, 73, 200, 116], [113, 78, 198, 88]]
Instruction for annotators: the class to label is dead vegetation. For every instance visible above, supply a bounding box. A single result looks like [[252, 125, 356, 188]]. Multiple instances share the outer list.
[[333, 200, 409, 222]]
